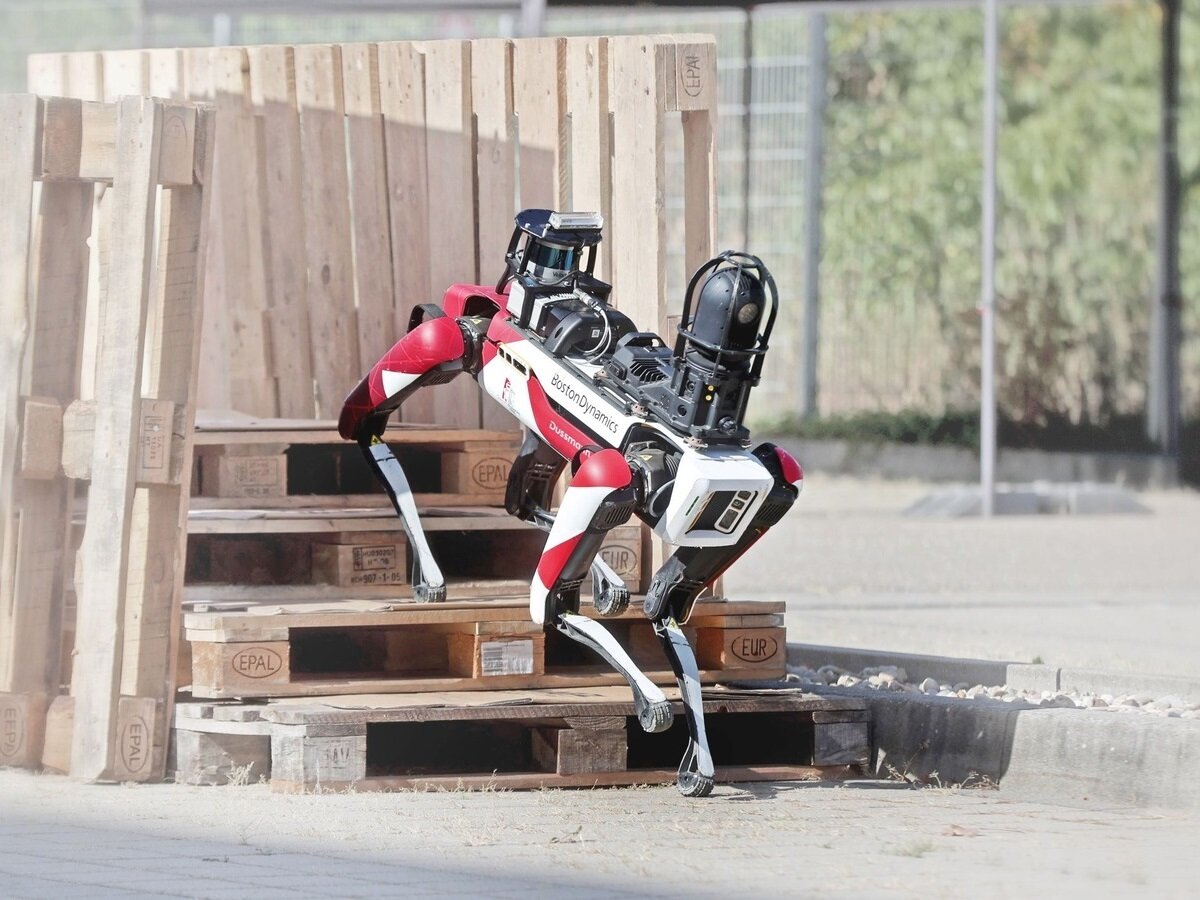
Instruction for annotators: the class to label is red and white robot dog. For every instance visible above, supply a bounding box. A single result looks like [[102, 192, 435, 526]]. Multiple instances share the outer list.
[[339, 210, 803, 796]]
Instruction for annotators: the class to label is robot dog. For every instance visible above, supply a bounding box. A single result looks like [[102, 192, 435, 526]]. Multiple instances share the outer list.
[[339, 210, 803, 796]]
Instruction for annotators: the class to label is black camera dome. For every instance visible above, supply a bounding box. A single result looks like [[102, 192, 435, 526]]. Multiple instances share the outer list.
[[689, 266, 766, 361]]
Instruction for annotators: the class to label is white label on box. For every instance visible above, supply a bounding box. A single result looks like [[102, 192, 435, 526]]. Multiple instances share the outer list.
[[352, 545, 398, 571], [479, 639, 535, 677]]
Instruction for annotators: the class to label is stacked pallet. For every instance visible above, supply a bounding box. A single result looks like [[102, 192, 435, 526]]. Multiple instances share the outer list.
[[0, 94, 215, 781], [172, 418, 834, 789], [23, 34, 870, 790]]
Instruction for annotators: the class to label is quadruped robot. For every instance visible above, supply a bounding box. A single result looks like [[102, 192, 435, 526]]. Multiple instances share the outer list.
[[339, 210, 803, 797]]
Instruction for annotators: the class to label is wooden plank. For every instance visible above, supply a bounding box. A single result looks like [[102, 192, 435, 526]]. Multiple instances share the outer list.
[[273, 764, 846, 794], [18, 399, 62, 479], [470, 38, 520, 433], [532, 719, 626, 775], [294, 44, 360, 419], [209, 47, 275, 417], [54, 55, 106, 408], [39, 98, 194, 186], [608, 37, 668, 338], [403, 39, 478, 428], [674, 38, 718, 279], [188, 661, 765, 700], [377, 42, 430, 343], [120, 106, 215, 779], [697, 626, 786, 673], [341, 42, 397, 373], [440, 448, 511, 501], [146, 48, 185, 100], [0, 692, 48, 768], [311, 540, 408, 589], [470, 38, 515, 284], [512, 37, 564, 210], [184, 597, 784, 636], [248, 45, 315, 419], [662, 37, 718, 114], [71, 95, 162, 782], [64, 52, 104, 101], [100, 49, 148, 100], [26, 54, 67, 95], [2, 178, 93, 696], [0, 96, 42, 694], [562, 37, 611, 279]]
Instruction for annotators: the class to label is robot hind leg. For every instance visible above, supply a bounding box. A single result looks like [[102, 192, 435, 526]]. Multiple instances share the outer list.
[[509, 430, 630, 617], [644, 443, 803, 796], [530, 448, 671, 734]]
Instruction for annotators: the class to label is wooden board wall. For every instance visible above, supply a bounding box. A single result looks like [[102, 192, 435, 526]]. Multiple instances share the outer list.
[[28, 36, 719, 427]]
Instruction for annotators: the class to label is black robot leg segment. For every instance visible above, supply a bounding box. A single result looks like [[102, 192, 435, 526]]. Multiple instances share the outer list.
[[644, 475, 800, 622], [362, 439, 446, 602], [508, 430, 630, 617], [644, 454, 801, 796], [655, 616, 714, 797]]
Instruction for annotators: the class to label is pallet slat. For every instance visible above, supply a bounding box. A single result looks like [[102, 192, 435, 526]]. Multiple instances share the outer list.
[[72, 95, 164, 781]]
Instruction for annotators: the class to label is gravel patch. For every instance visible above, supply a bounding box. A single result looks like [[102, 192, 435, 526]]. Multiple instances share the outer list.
[[786, 663, 1200, 719]]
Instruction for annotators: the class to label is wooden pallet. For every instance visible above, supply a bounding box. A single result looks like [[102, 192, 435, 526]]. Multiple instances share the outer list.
[[172, 686, 870, 791], [185, 508, 645, 598], [0, 95, 214, 781], [191, 414, 521, 507], [183, 599, 786, 699]]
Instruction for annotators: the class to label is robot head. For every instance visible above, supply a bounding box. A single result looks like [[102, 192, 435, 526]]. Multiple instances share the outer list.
[[498, 209, 603, 290]]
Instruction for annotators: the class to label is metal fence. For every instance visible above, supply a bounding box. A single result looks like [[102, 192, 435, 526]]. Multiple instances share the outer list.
[[3, 0, 1195, 431]]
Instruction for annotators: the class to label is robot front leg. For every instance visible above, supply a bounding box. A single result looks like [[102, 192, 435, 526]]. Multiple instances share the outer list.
[[530, 448, 673, 735], [339, 315, 475, 602]]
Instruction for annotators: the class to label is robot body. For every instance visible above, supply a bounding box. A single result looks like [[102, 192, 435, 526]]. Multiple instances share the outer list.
[[338, 210, 803, 796]]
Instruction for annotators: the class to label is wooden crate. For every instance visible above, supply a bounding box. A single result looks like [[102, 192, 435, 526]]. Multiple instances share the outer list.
[[29, 36, 718, 427], [182, 598, 786, 698], [0, 95, 214, 781], [172, 687, 870, 791]]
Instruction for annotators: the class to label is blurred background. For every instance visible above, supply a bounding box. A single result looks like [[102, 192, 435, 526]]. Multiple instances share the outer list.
[[6, 0, 1195, 479]]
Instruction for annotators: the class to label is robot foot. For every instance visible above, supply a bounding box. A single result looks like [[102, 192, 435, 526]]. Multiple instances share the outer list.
[[590, 558, 630, 617], [413, 583, 447, 602], [676, 738, 715, 797], [635, 697, 674, 734], [593, 584, 630, 617]]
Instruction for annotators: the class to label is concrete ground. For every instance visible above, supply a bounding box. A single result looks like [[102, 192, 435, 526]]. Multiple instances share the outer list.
[[1, 769, 1198, 899], [726, 476, 1200, 675]]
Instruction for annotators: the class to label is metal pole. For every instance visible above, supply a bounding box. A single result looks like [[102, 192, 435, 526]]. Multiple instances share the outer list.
[[979, 0, 998, 517], [1148, 0, 1182, 463], [801, 12, 827, 419], [518, 0, 546, 38], [741, 9, 754, 247]]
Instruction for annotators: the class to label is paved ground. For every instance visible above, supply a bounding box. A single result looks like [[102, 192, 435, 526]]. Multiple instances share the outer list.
[[1, 769, 1197, 899], [726, 476, 1200, 675]]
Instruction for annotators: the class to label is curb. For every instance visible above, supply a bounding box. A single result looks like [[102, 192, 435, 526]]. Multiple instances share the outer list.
[[785, 644, 1200, 811], [809, 685, 1200, 812], [788, 643, 1200, 704]]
